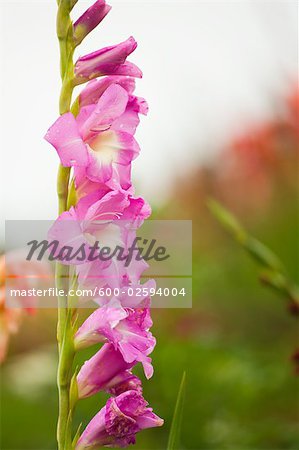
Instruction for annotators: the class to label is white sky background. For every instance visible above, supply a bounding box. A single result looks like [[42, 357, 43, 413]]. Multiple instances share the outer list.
[[0, 0, 297, 232]]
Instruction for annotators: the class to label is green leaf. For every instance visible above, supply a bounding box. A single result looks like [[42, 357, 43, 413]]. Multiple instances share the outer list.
[[70, 96, 80, 117], [208, 197, 299, 307], [167, 372, 186, 450], [69, 366, 79, 411], [244, 236, 285, 273], [207, 198, 247, 241], [207, 198, 285, 272], [259, 269, 299, 304], [259, 268, 288, 294]]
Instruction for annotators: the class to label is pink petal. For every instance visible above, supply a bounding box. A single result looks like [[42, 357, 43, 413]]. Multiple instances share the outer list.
[[47, 209, 90, 265], [111, 96, 148, 135], [44, 113, 89, 167], [77, 344, 134, 399], [122, 196, 151, 224], [114, 131, 140, 165], [84, 189, 129, 223], [77, 259, 111, 290], [80, 84, 129, 140], [85, 130, 139, 183], [75, 299, 127, 349], [105, 61, 143, 78], [80, 76, 136, 107]]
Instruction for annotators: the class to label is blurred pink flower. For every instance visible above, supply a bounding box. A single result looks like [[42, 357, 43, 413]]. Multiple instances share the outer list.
[[0, 288, 22, 363], [0, 251, 52, 362]]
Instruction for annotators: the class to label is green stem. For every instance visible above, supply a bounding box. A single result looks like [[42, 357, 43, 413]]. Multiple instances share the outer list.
[[55, 2, 77, 449]]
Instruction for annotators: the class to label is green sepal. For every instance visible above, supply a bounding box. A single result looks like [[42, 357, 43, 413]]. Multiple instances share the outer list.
[[73, 24, 88, 47], [72, 423, 82, 449], [70, 366, 79, 411], [67, 177, 78, 210], [71, 97, 80, 117]]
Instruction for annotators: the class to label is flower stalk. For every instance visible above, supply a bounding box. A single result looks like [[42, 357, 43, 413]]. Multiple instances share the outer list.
[[55, 1, 77, 449]]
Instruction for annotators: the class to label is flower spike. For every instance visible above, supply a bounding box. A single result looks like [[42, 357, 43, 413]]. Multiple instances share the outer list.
[[45, 0, 163, 447]]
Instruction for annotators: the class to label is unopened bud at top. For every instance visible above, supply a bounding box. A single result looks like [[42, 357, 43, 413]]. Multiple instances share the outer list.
[[73, 0, 111, 46]]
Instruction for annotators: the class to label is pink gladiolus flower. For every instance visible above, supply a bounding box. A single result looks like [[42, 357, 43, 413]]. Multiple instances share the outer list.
[[45, 83, 147, 189], [76, 390, 164, 449], [77, 343, 141, 398], [72, 194, 152, 289], [48, 189, 153, 305], [76, 245, 153, 301], [74, 37, 142, 84], [47, 189, 129, 263], [75, 301, 155, 380], [73, 0, 112, 45], [47, 189, 151, 290]]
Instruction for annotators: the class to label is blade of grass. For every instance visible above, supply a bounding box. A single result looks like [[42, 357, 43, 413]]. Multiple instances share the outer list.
[[167, 371, 186, 450]]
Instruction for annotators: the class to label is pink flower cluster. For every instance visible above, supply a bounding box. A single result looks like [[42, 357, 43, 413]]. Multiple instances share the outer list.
[[45, 1, 163, 447]]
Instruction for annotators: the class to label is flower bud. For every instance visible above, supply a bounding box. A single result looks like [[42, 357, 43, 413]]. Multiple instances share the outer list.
[[74, 37, 142, 84], [73, 1, 111, 46]]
